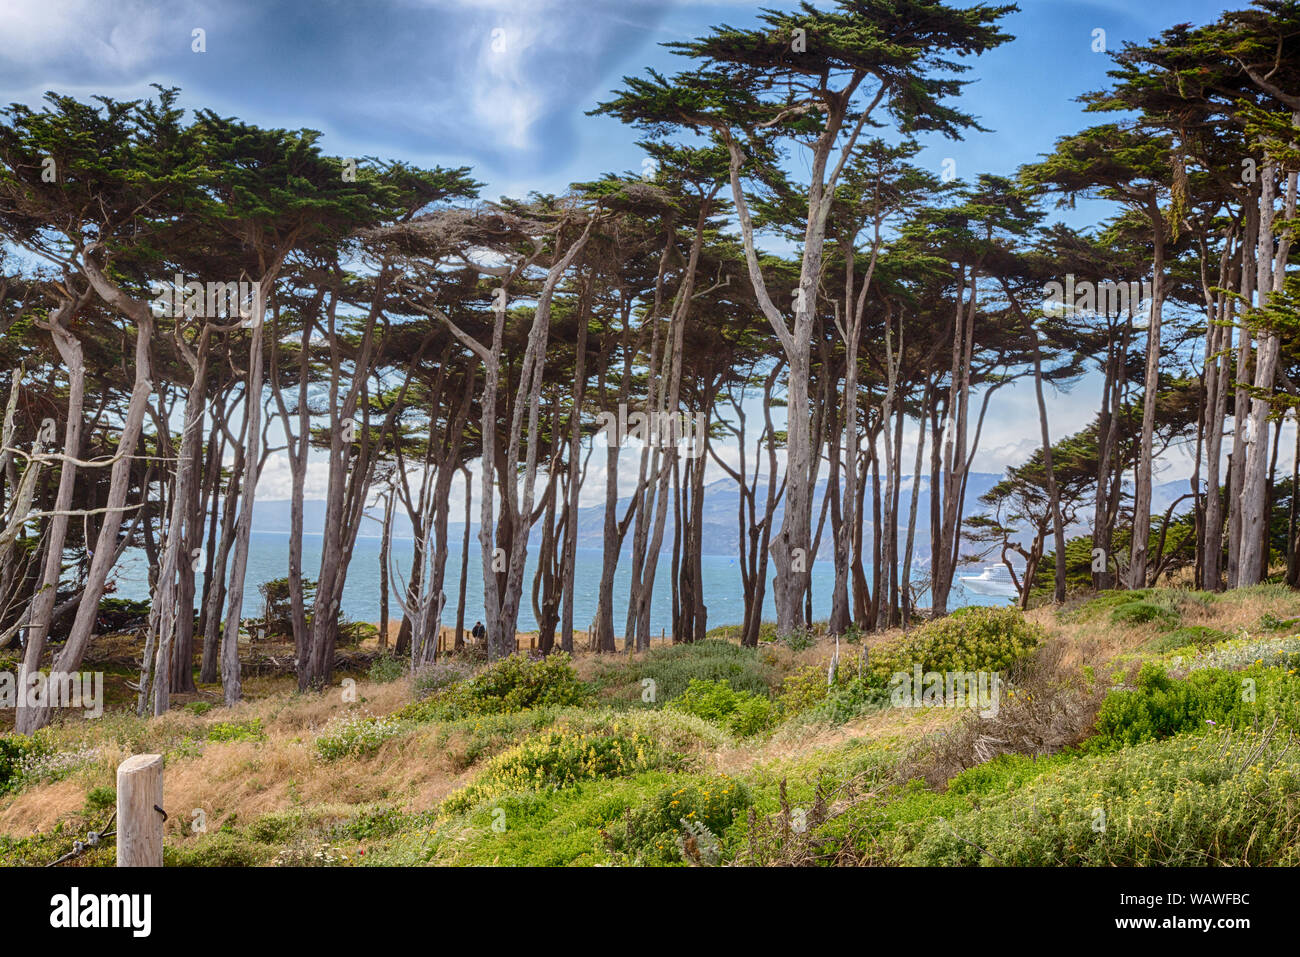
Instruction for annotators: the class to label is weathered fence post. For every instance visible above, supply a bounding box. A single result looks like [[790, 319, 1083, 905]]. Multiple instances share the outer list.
[[116, 754, 164, 867]]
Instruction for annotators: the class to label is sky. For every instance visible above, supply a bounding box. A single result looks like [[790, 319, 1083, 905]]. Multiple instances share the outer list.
[[0, 0, 1269, 512]]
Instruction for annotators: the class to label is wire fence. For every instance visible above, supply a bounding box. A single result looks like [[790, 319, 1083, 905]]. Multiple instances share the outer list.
[[45, 809, 117, 867]]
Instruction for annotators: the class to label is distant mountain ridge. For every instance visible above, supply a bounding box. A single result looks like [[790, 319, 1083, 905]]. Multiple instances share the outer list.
[[250, 474, 1198, 558]]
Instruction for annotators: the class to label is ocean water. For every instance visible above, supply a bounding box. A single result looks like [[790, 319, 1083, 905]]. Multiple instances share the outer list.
[[105, 530, 1008, 636]]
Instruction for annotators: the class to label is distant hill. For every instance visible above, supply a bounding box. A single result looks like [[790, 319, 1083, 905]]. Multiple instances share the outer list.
[[252, 473, 1195, 557]]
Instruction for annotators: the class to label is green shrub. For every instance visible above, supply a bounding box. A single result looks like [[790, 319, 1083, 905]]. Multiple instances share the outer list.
[[593, 639, 776, 706], [184, 702, 214, 716], [413, 660, 476, 699], [903, 729, 1300, 866], [442, 722, 681, 813], [207, 718, 265, 743], [1188, 635, 1300, 672], [94, 597, 151, 631], [367, 655, 406, 684], [868, 607, 1044, 684], [778, 628, 815, 652], [944, 751, 1079, 797], [1256, 612, 1300, 633], [165, 831, 272, 867], [0, 828, 113, 867], [246, 809, 312, 844], [604, 775, 752, 865], [1144, 626, 1231, 655], [437, 707, 569, 770], [0, 737, 93, 790], [337, 619, 378, 648], [1060, 588, 1154, 622], [1110, 601, 1178, 627], [314, 711, 404, 761], [729, 696, 775, 736], [774, 665, 832, 719], [804, 676, 891, 725], [1088, 663, 1300, 751], [341, 806, 427, 842], [667, 678, 773, 736], [0, 735, 46, 795], [85, 785, 116, 812], [706, 622, 778, 643], [398, 653, 592, 721]]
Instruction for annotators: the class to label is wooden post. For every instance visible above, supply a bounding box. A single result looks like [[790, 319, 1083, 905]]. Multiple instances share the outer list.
[[117, 754, 164, 867]]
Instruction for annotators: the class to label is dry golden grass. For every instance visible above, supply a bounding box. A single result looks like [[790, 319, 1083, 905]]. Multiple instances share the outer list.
[[1030, 583, 1300, 669], [1189, 586, 1300, 633], [713, 696, 959, 777], [1023, 608, 1120, 669], [0, 674, 459, 836]]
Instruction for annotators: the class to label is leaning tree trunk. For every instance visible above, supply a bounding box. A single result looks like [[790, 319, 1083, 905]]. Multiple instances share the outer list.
[[15, 308, 85, 705], [21, 261, 154, 734]]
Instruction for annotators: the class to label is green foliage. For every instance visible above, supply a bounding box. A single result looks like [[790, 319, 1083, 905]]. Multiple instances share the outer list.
[[165, 831, 273, 867], [206, 718, 265, 743], [903, 729, 1300, 866], [1062, 588, 1154, 621], [1088, 664, 1300, 751], [314, 712, 404, 761], [1034, 534, 1101, 593], [0, 735, 46, 795], [1110, 600, 1178, 627], [398, 653, 592, 722], [868, 607, 1045, 684], [944, 751, 1080, 797], [84, 785, 116, 812], [1256, 611, 1300, 633], [705, 622, 778, 643], [603, 775, 752, 865], [436, 708, 571, 770], [1187, 635, 1300, 673], [256, 577, 316, 639], [804, 676, 891, 725], [667, 678, 773, 736], [1144, 625, 1232, 655], [367, 655, 406, 684], [0, 826, 115, 867], [1065, 587, 1209, 628], [246, 810, 310, 844], [337, 619, 377, 649], [777, 628, 815, 652], [593, 639, 777, 706], [342, 806, 428, 842], [441, 722, 681, 814], [94, 597, 151, 632], [774, 665, 832, 718], [412, 660, 476, 699]]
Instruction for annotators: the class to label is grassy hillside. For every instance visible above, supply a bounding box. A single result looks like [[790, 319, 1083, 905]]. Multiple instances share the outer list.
[[4, 584, 1300, 866]]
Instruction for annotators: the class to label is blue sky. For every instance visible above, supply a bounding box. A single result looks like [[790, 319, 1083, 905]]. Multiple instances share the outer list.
[[0, 0, 1255, 503]]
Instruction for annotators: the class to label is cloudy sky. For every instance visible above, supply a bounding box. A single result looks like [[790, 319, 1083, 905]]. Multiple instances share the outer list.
[[0, 0, 1256, 510]]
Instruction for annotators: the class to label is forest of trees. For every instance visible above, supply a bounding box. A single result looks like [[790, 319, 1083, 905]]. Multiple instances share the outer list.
[[0, 0, 1298, 737]]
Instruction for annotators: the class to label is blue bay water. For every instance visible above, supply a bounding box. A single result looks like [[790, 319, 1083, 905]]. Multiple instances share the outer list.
[[106, 530, 1007, 636]]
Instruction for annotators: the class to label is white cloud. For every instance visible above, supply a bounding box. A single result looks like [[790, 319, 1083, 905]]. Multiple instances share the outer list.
[[0, 0, 218, 75], [253, 452, 332, 501]]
